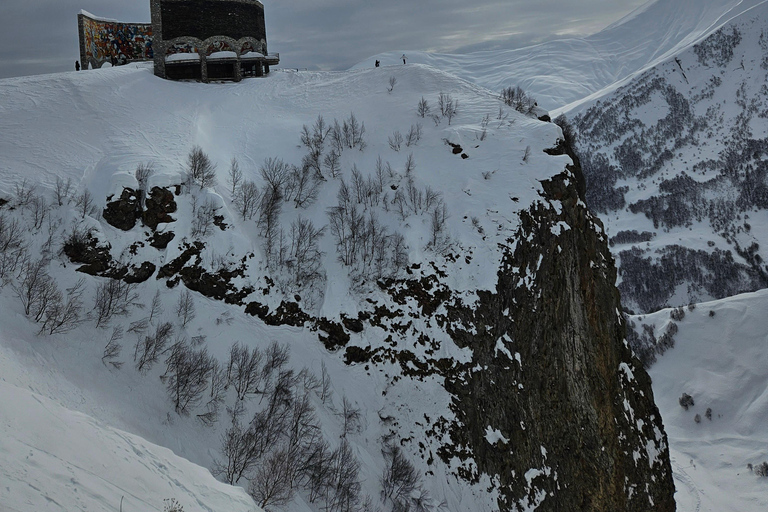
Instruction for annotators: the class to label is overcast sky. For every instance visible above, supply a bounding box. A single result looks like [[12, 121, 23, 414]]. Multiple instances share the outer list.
[[0, 0, 648, 79]]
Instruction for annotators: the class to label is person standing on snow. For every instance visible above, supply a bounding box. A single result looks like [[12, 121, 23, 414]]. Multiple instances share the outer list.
[[75, 60, 80, 71], [401, 54, 407, 64]]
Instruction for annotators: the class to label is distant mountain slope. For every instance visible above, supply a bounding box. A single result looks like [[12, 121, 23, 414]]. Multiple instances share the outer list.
[[359, 0, 768, 109], [570, 1, 768, 313], [627, 290, 768, 511]]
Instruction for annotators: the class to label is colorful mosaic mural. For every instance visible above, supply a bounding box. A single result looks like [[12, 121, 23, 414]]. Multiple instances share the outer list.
[[80, 14, 153, 66]]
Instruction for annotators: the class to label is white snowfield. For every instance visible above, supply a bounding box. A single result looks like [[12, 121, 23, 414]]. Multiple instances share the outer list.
[[642, 290, 768, 511], [0, 380, 258, 512], [360, 0, 768, 110]]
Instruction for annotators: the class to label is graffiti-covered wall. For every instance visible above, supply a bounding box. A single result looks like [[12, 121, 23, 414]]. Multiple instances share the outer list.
[[78, 11, 154, 69]]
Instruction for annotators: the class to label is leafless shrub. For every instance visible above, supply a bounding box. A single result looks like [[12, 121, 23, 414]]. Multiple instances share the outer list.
[[227, 342, 264, 400], [40, 278, 86, 335], [289, 216, 325, 287], [176, 288, 196, 328], [135, 321, 174, 373], [405, 124, 422, 147], [416, 97, 430, 118], [323, 150, 342, 179], [54, 176, 73, 206], [340, 395, 361, 437], [679, 392, 695, 410], [258, 186, 283, 267], [76, 189, 96, 219], [162, 340, 214, 415], [228, 157, 243, 196], [501, 85, 537, 115], [94, 279, 141, 328], [187, 146, 218, 189], [135, 162, 154, 207], [191, 198, 219, 238], [388, 131, 403, 152], [102, 325, 124, 369], [387, 76, 397, 93]]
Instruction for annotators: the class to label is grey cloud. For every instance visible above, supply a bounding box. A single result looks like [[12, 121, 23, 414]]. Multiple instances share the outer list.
[[0, 0, 646, 78]]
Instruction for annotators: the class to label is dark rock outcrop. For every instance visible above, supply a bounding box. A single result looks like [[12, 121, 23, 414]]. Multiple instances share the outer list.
[[103, 188, 141, 231], [143, 187, 177, 230], [441, 145, 676, 511]]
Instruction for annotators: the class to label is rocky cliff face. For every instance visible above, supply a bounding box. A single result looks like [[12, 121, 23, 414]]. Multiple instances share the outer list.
[[443, 145, 676, 511]]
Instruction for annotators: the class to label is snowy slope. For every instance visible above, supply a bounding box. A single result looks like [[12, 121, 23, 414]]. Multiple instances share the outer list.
[[0, 379, 257, 512], [0, 62, 570, 511], [568, 1, 768, 312], [629, 290, 768, 511], [358, 0, 768, 110]]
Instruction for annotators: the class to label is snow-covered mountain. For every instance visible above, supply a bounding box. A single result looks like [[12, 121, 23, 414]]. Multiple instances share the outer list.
[[568, 0, 768, 314], [0, 62, 673, 511], [5, 0, 768, 510], [362, 0, 768, 110]]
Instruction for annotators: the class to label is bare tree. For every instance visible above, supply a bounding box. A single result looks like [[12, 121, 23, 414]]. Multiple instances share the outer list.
[[148, 288, 163, 324], [191, 198, 219, 238], [404, 153, 416, 178], [234, 180, 260, 220], [405, 124, 422, 147], [40, 278, 86, 335], [323, 150, 342, 179], [163, 340, 214, 415], [103, 325, 124, 368], [416, 97, 430, 118], [387, 76, 397, 93], [285, 163, 322, 208], [54, 176, 73, 206], [14, 179, 36, 209], [260, 157, 290, 194], [176, 288, 196, 328], [289, 216, 325, 287], [258, 187, 283, 266], [186, 146, 218, 190], [30, 196, 48, 230], [76, 189, 96, 219], [227, 342, 264, 400], [500, 86, 537, 115], [388, 131, 403, 151], [0, 214, 26, 280], [228, 157, 243, 196], [249, 448, 295, 509], [340, 395, 361, 437], [13, 257, 51, 317], [381, 446, 420, 509], [135, 321, 174, 373], [135, 162, 154, 208], [94, 279, 141, 328]]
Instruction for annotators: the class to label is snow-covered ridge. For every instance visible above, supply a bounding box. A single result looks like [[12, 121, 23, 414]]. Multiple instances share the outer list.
[[358, 0, 768, 110]]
